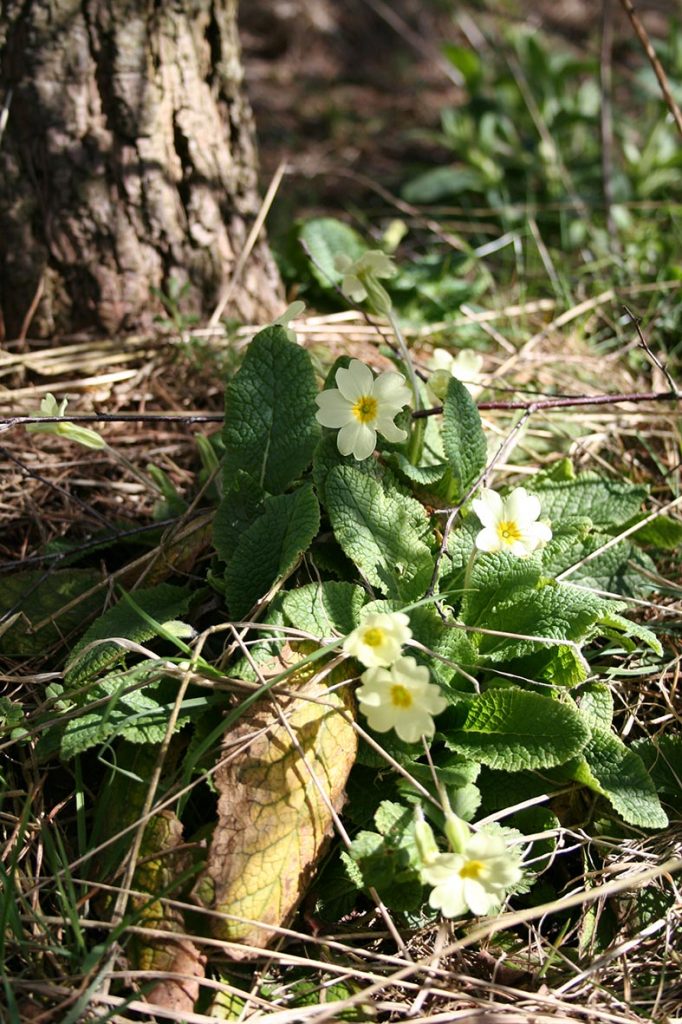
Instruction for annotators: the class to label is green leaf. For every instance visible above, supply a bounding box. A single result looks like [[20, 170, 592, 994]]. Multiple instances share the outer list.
[[325, 465, 434, 599], [0, 569, 103, 657], [529, 474, 647, 529], [575, 682, 614, 730], [476, 581, 616, 662], [224, 485, 320, 619], [300, 217, 366, 288], [597, 610, 663, 656], [313, 431, 386, 508], [222, 325, 320, 494], [543, 526, 655, 596], [462, 550, 542, 625], [570, 728, 668, 829], [402, 166, 484, 203], [632, 735, 682, 799], [282, 582, 366, 638], [443, 687, 590, 770], [441, 377, 487, 497], [406, 604, 478, 688], [65, 584, 192, 686], [442, 44, 483, 89], [213, 471, 265, 564], [630, 514, 682, 549], [60, 662, 182, 758], [346, 802, 424, 911]]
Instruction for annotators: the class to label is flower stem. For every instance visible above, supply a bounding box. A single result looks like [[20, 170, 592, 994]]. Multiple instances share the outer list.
[[388, 307, 423, 464]]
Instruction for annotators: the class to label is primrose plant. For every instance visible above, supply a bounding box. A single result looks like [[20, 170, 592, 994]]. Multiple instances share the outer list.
[[50, 235, 671, 934], [207, 235, 668, 922]]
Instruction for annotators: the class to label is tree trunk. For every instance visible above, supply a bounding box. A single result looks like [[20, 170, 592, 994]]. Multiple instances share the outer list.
[[0, 0, 282, 339]]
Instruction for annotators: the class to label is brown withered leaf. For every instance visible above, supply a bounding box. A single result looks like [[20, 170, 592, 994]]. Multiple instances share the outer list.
[[196, 670, 357, 956], [131, 810, 206, 1011]]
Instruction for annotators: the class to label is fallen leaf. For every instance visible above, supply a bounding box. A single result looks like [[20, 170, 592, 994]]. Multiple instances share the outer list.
[[196, 667, 356, 955], [132, 810, 206, 1011]]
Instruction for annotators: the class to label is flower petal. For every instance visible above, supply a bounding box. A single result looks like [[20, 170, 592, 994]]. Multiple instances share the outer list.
[[373, 371, 411, 407], [315, 389, 352, 428], [474, 527, 502, 553], [375, 416, 407, 444], [472, 489, 503, 528], [336, 360, 375, 401], [525, 521, 553, 546], [505, 487, 541, 525], [463, 878, 499, 916], [394, 709, 435, 743]]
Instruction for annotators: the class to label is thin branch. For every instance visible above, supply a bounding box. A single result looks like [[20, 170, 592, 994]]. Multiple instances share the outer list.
[[618, 0, 682, 140], [414, 388, 679, 418], [623, 304, 680, 396]]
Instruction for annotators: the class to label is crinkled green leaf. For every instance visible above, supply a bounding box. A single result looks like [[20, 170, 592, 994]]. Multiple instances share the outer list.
[[325, 465, 433, 599], [346, 801, 423, 911], [570, 727, 668, 828], [443, 687, 590, 770], [65, 584, 192, 686], [575, 682, 614, 730], [507, 643, 589, 687], [60, 661, 187, 758], [597, 610, 663, 655], [300, 217, 366, 288], [0, 569, 103, 657], [222, 325, 319, 494], [313, 431, 387, 508], [406, 604, 478, 688], [282, 582, 366, 638], [544, 528, 656, 596], [462, 550, 542, 625], [442, 376, 487, 498], [387, 454, 449, 489], [630, 514, 682, 549], [476, 581, 617, 662], [213, 471, 264, 563], [224, 485, 320, 619], [529, 474, 647, 529]]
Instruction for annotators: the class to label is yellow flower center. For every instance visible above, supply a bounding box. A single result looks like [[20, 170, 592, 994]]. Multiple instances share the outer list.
[[459, 859, 485, 880], [390, 684, 412, 709], [362, 627, 385, 647], [352, 395, 378, 424], [496, 520, 522, 545]]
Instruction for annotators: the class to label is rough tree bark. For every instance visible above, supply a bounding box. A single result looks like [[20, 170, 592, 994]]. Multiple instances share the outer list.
[[0, 0, 282, 339]]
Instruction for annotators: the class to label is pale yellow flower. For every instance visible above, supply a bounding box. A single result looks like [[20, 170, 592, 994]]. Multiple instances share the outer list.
[[315, 359, 411, 461], [472, 486, 552, 557], [356, 655, 447, 743], [427, 348, 485, 401], [421, 830, 523, 918], [343, 611, 412, 668]]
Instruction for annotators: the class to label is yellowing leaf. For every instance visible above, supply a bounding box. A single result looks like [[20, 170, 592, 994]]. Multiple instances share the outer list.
[[197, 672, 356, 955], [131, 810, 206, 1012]]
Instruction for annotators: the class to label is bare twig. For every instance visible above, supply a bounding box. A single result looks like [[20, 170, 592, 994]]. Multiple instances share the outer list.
[[624, 305, 680, 396], [414, 387, 679, 417], [618, 0, 682, 140]]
